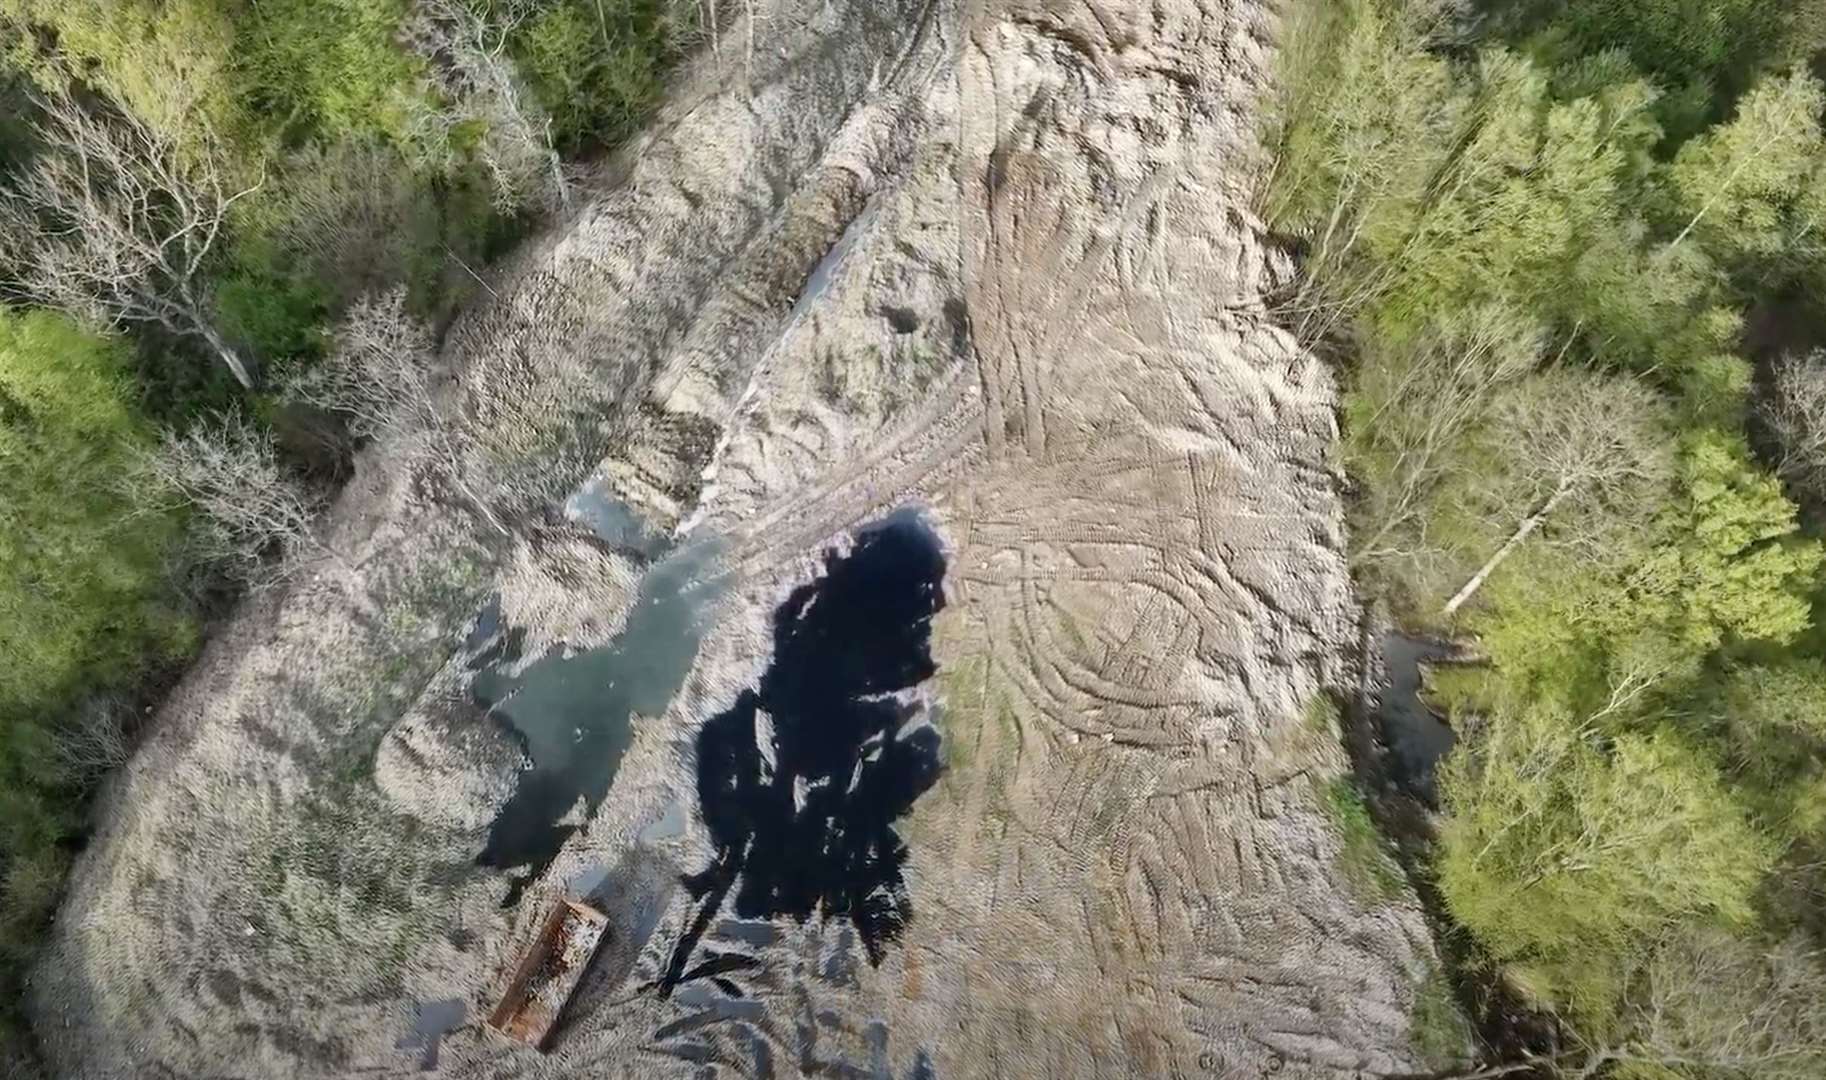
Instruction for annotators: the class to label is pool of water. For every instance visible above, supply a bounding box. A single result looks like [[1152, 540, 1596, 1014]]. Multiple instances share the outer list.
[[474, 538, 727, 906], [395, 998, 464, 1070], [660, 508, 947, 994], [566, 479, 668, 558], [1379, 632, 1456, 803]]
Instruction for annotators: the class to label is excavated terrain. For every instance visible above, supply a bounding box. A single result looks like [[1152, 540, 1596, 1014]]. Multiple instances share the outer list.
[[31, 0, 1446, 1076]]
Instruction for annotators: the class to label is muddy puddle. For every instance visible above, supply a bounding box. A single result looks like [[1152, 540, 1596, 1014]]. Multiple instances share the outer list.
[[395, 998, 464, 1070], [472, 507, 726, 906], [660, 508, 947, 994]]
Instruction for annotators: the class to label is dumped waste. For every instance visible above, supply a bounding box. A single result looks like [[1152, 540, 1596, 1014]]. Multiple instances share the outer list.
[[485, 896, 614, 1051]]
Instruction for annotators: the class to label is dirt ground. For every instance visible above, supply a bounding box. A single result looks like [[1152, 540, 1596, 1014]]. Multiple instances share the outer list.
[[31, 0, 1445, 1076]]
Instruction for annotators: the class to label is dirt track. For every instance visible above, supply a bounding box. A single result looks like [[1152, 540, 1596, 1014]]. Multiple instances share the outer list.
[[32, 0, 1444, 1076]]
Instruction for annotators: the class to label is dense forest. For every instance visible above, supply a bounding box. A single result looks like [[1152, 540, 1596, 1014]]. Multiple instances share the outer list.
[[1267, 0, 1826, 1074], [0, 0, 693, 1064]]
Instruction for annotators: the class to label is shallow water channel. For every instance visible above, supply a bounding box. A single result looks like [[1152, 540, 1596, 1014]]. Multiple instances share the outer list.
[[565, 478, 669, 558], [1378, 632, 1457, 803]]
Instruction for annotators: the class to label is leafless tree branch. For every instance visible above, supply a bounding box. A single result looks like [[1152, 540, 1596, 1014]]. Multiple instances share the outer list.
[[284, 289, 509, 536], [137, 411, 324, 585], [0, 83, 260, 387], [400, 0, 568, 213], [1759, 350, 1826, 506]]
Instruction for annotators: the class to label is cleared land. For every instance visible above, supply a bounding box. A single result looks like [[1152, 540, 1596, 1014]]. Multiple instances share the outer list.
[[32, 0, 1442, 1076]]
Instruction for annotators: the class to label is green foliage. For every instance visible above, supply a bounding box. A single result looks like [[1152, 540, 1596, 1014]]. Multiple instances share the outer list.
[[1303, 693, 1342, 737], [215, 269, 332, 363], [0, 0, 689, 1064], [1263, 0, 1454, 237], [1272, 0, 1826, 1041], [510, 0, 684, 155], [1665, 70, 1826, 272], [1467, 432, 1819, 721], [0, 0, 241, 143], [0, 309, 188, 715], [1556, 0, 1781, 84], [231, 140, 520, 325], [1721, 658, 1826, 742], [1667, 431, 1822, 648], [1714, 659, 1826, 840], [1410, 965, 1473, 1068], [0, 309, 192, 1069], [1340, 304, 1542, 611], [228, 0, 426, 148], [1, 0, 423, 155], [1437, 704, 1772, 1019], [1316, 777, 1404, 902], [1509, 0, 1820, 142]]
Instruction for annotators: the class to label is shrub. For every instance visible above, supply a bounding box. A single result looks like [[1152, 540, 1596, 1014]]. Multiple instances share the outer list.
[[0, 308, 188, 716], [511, 0, 685, 155], [1437, 706, 1772, 1019], [1316, 777, 1404, 902]]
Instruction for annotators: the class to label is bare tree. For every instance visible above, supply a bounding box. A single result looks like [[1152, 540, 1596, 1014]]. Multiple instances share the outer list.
[[139, 411, 323, 583], [286, 290, 441, 442], [1593, 929, 1826, 1080], [1758, 350, 1826, 503], [1422, 930, 1826, 1080], [0, 85, 261, 387], [255, 140, 428, 308], [1349, 303, 1540, 592], [401, 0, 567, 212], [284, 289, 508, 536], [49, 694, 133, 785], [1441, 369, 1673, 617]]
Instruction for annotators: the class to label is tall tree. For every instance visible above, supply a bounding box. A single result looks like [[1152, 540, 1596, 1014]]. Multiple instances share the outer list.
[[1260, 0, 1459, 341], [0, 307, 183, 715], [400, 0, 567, 211], [1664, 432, 1822, 649], [1757, 350, 1826, 507], [1583, 929, 1826, 1080], [139, 411, 321, 583], [282, 289, 507, 535], [1345, 303, 1542, 604], [0, 85, 262, 386], [1443, 369, 1673, 616], [1666, 70, 1826, 267], [1437, 703, 1773, 1019]]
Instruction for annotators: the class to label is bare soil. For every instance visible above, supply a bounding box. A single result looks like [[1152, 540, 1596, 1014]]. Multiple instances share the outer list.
[[31, 0, 1448, 1076]]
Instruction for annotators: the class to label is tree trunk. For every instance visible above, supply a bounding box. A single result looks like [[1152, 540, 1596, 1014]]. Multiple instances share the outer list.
[[203, 325, 255, 390], [1442, 485, 1570, 618], [177, 287, 254, 389], [1669, 147, 1754, 251], [1429, 1057, 1561, 1080]]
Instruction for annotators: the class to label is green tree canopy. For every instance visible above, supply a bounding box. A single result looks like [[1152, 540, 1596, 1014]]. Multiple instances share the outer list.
[[0, 307, 187, 715], [1715, 659, 1826, 842], [1474, 431, 1821, 715], [1437, 703, 1773, 1019], [1666, 69, 1826, 271]]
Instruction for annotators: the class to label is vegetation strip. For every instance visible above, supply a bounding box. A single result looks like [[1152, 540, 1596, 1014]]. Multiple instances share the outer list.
[[1265, 0, 1826, 1074], [0, 0, 695, 1065]]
